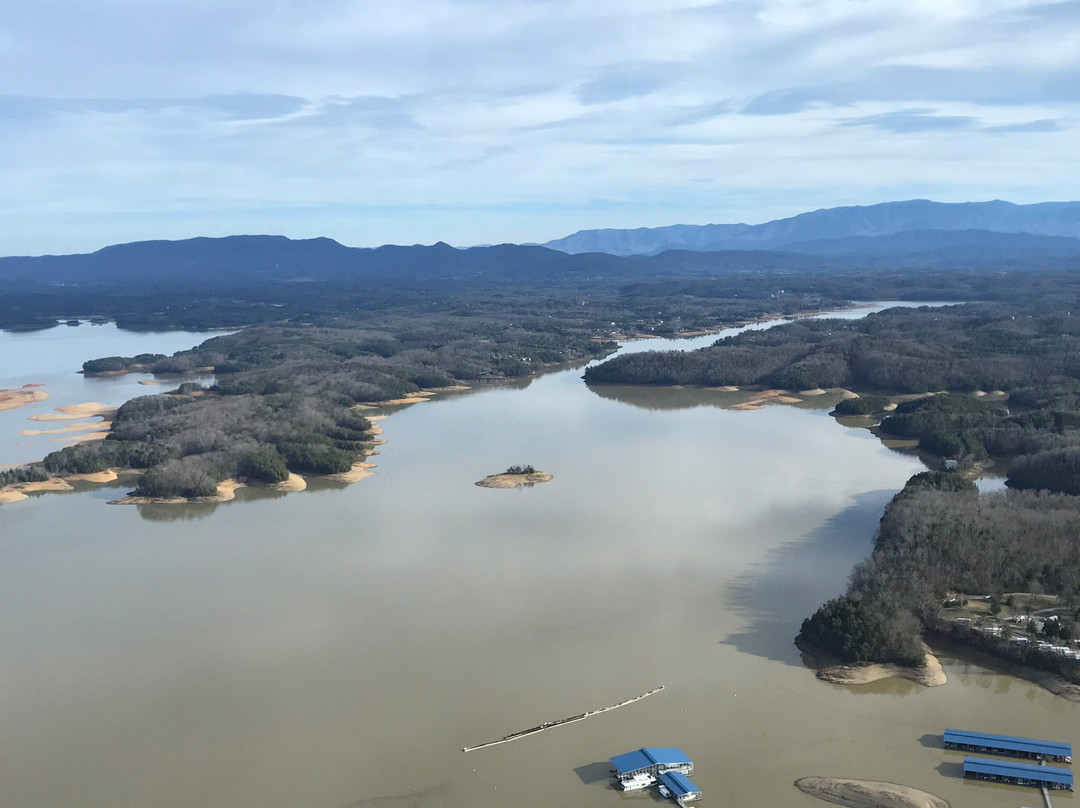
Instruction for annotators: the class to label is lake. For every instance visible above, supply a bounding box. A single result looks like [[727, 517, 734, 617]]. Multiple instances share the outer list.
[[0, 305, 1075, 808]]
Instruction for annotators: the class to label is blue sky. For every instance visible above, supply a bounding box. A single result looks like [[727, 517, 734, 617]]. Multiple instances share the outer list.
[[2, 0, 1079, 255]]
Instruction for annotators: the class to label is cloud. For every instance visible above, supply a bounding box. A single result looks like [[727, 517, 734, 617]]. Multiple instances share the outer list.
[[576, 62, 686, 105], [839, 108, 977, 132], [983, 118, 1069, 133], [2, 0, 1080, 254], [0, 93, 306, 122], [294, 96, 426, 130]]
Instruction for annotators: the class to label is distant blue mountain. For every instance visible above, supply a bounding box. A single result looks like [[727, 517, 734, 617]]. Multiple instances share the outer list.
[[544, 200, 1080, 256]]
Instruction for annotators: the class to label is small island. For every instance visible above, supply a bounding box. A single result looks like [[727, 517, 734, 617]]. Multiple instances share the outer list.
[[475, 464, 553, 489], [795, 777, 948, 808]]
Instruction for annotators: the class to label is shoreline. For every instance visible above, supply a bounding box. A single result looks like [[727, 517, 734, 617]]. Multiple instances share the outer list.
[[0, 386, 50, 412], [926, 631, 1080, 702], [475, 471, 553, 489], [795, 777, 949, 808], [800, 641, 947, 688]]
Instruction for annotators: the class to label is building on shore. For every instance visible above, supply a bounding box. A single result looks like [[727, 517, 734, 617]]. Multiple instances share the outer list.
[[945, 729, 1072, 763], [962, 757, 1074, 790]]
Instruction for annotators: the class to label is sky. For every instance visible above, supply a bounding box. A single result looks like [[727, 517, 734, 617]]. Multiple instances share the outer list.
[[2, 0, 1079, 255]]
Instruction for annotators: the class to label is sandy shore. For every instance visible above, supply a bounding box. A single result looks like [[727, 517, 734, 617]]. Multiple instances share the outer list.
[[926, 632, 1080, 702], [327, 462, 377, 483], [475, 471, 553, 489], [67, 470, 121, 483], [27, 402, 117, 421], [729, 389, 805, 410], [272, 473, 307, 492], [0, 387, 50, 412], [795, 777, 949, 808], [111, 478, 246, 505], [20, 421, 110, 436], [357, 385, 470, 409], [56, 431, 109, 444], [0, 477, 75, 504], [816, 650, 947, 688]]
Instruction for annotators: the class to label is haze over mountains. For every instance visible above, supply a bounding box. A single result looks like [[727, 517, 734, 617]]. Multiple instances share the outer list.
[[3, 200, 1080, 297], [543, 200, 1080, 257]]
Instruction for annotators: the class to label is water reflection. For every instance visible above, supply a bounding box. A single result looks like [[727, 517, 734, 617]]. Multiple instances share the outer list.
[[587, 383, 849, 413], [721, 490, 898, 665]]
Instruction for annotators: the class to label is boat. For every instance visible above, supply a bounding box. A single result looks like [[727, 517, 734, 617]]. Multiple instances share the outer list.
[[620, 773, 657, 791], [658, 784, 672, 798]]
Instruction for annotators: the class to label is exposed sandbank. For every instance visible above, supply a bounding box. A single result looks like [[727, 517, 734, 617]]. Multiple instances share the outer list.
[[20, 420, 111, 436], [327, 462, 376, 483], [475, 471, 553, 489], [815, 650, 947, 688], [272, 473, 307, 492], [729, 389, 804, 410], [0, 387, 50, 412], [795, 777, 949, 808], [56, 430, 109, 443], [27, 402, 117, 421], [0, 477, 75, 504], [356, 385, 470, 408]]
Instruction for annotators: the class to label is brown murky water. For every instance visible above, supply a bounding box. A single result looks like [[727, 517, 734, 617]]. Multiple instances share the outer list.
[[1, 307, 1075, 808]]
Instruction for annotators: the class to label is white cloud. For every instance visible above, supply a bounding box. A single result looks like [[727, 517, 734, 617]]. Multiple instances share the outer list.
[[0, 0, 1077, 254]]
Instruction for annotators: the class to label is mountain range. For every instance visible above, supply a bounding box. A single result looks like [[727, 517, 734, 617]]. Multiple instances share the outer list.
[[543, 199, 1080, 257], [4, 200, 1080, 295]]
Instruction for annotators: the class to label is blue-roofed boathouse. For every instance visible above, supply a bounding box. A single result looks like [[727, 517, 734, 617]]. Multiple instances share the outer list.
[[610, 747, 693, 790], [658, 770, 703, 804], [945, 729, 1072, 763], [963, 757, 1073, 790]]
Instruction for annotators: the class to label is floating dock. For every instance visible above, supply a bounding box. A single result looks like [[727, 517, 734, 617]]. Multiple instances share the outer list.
[[462, 685, 664, 752], [963, 757, 1073, 791], [945, 729, 1072, 762]]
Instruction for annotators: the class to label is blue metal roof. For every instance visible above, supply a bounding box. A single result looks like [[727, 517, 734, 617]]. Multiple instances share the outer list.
[[610, 750, 653, 775], [610, 747, 692, 774], [963, 757, 1074, 787], [659, 771, 701, 797], [946, 728, 1072, 757]]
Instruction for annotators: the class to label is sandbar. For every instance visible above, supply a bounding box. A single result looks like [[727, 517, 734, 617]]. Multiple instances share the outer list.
[[475, 471, 553, 489], [28, 402, 117, 421], [20, 421, 110, 436], [55, 431, 109, 443], [817, 651, 946, 688], [795, 777, 948, 808], [0, 387, 49, 412], [729, 389, 804, 410], [328, 462, 377, 483], [0, 477, 75, 504], [67, 470, 120, 483], [272, 473, 307, 492]]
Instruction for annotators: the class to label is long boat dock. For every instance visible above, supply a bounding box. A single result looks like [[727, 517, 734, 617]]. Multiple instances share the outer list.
[[945, 729, 1072, 763], [962, 757, 1073, 791]]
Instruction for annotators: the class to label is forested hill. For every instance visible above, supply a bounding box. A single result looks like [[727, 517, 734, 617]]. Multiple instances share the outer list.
[[6, 228, 1080, 295], [544, 199, 1080, 256]]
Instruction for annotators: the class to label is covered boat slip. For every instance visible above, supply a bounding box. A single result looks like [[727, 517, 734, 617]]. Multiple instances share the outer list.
[[658, 770, 702, 804], [963, 757, 1074, 790], [609, 747, 694, 780], [945, 729, 1073, 762]]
